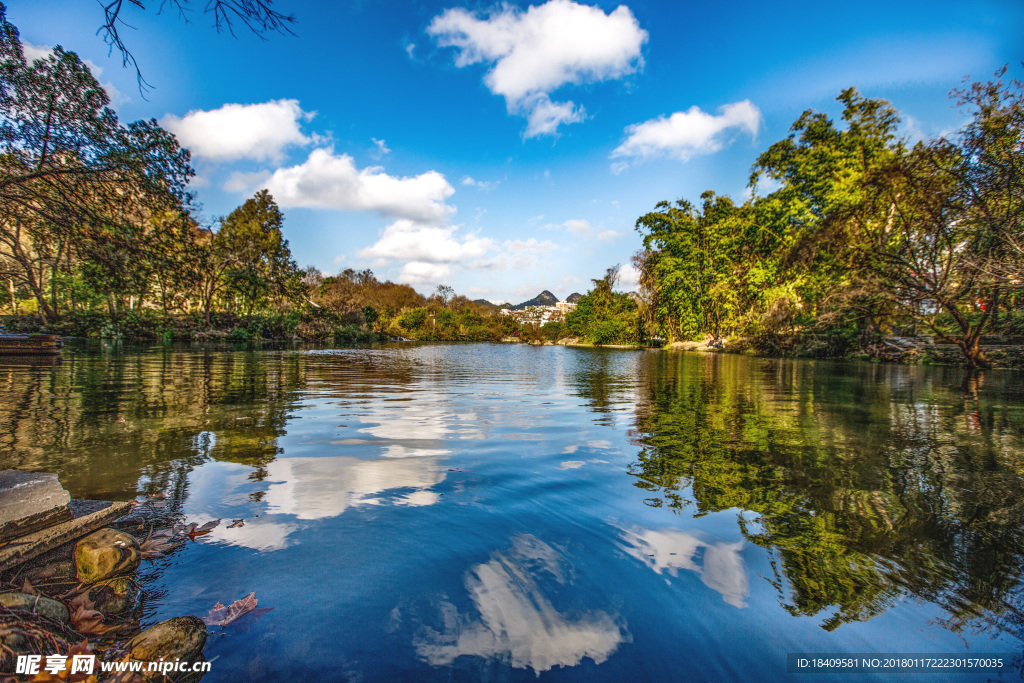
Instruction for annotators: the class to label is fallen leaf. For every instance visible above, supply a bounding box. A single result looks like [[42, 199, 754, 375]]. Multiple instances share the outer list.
[[201, 592, 259, 626], [178, 519, 221, 542], [228, 519, 244, 529], [68, 593, 117, 636], [21, 578, 36, 594], [139, 528, 180, 559]]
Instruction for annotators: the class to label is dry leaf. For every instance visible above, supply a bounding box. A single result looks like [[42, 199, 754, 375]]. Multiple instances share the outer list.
[[68, 593, 117, 636], [201, 592, 258, 626], [228, 519, 244, 528], [178, 519, 220, 542], [22, 578, 36, 594], [139, 528, 180, 560]]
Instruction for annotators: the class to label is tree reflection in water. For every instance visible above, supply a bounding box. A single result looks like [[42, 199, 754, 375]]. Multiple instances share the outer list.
[[628, 352, 1024, 635]]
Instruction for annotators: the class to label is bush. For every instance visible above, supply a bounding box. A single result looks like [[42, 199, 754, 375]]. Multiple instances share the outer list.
[[334, 325, 378, 344], [397, 308, 428, 330]]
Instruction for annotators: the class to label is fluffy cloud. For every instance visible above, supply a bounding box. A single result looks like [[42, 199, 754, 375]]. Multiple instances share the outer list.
[[617, 262, 641, 291], [611, 100, 762, 169], [399, 262, 452, 284], [161, 99, 313, 162], [358, 220, 494, 266], [428, 0, 647, 137], [263, 150, 456, 223]]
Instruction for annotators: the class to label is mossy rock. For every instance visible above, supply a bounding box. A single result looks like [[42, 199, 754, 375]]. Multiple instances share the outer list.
[[0, 591, 70, 624], [87, 577, 141, 615], [128, 616, 207, 662], [74, 528, 140, 584]]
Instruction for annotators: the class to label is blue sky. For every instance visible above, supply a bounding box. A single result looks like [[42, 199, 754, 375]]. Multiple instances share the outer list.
[[6, 0, 1022, 303]]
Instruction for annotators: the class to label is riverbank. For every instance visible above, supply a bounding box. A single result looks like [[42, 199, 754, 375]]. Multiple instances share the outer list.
[[0, 311, 382, 344], [662, 334, 1024, 368]]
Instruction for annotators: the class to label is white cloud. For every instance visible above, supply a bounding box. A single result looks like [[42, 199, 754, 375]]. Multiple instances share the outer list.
[[405, 42, 417, 59], [595, 229, 622, 242], [618, 262, 641, 291], [263, 149, 456, 223], [428, 0, 647, 137], [400, 261, 453, 284], [358, 220, 494, 265], [161, 99, 313, 162], [611, 100, 762, 169], [461, 176, 499, 192], [563, 219, 592, 236], [371, 137, 392, 158]]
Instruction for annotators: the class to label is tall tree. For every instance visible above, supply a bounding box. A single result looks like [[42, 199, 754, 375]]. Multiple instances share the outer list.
[[0, 5, 193, 320], [213, 189, 299, 317]]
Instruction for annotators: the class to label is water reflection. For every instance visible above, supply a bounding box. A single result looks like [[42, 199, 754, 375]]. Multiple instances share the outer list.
[[618, 526, 748, 608], [629, 353, 1024, 635], [265, 455, 445, 519], [414, 534, 630, 674]]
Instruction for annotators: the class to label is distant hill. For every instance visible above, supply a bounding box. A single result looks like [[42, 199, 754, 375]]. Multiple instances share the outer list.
[[472, 299, 497, 309], [511, 290, 559, 310], [566, 292, 583, 304]]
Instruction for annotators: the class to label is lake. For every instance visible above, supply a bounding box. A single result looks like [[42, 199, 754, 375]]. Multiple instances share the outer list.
[[2, 343, 1023, 681]]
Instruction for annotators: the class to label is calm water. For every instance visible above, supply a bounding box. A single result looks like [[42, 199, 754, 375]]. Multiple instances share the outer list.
[[2, 343, 1024, 681]]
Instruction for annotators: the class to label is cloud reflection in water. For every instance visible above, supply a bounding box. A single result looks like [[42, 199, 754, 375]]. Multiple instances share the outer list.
[[618, 526, 748, 607], [265, 456, 447, 519], [415, 534, 629, 673]]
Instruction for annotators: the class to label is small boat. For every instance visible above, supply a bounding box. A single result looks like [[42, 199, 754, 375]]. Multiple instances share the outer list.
[[0, 333, 63, 355]]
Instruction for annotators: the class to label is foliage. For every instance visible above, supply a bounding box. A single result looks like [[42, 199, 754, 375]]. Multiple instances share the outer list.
[[635, 75, 1024, 366], [565, 265, 640, 345]]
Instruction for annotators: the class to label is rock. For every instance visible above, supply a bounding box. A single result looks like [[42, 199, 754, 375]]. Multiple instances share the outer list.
[[74, 528, 140, 583], [0, 501, 132, 573], [88, 577, 141, 615], [128, 616, 207, 662], [0, 591, 70, 624], [21, 559, 77, 585], [0, 470, 72, 542]]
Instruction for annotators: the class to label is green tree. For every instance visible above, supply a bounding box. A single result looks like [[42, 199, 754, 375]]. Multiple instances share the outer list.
[[0, 7, 193, 321], [213, 189, 299, 317]]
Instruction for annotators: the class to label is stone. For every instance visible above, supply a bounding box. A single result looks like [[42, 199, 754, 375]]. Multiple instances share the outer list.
[[128, 616, 207, 662], [0, 501, 131, 572], [88, 577, 141, 615], [21, 560, 76, 585], [74, 528, 140, 584], [0, 470, 72, 542], [0, 591, 70, 624]]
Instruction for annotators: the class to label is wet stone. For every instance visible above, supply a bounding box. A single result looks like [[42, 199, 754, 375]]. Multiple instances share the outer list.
[[0, 591, 70, 624], [74, 528, 140, 584], [88, 577, 141, 615], [128, 616, 208, 662], [0, 470, 72, 542]]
